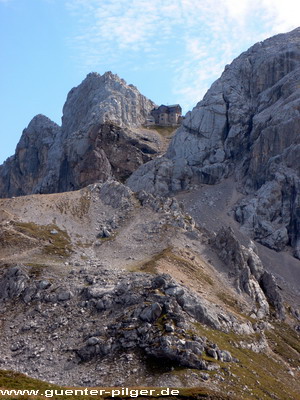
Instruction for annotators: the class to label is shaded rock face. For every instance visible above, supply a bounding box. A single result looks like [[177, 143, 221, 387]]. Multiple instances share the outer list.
[[0, 72, 160, 197], [211, 227, 285, 320], [60, 122, 161, 190], [0, 115, 62, 196], [128, 27, 300, 257]]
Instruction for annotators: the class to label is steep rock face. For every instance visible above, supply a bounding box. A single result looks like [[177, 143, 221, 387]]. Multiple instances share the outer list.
[[58, 72, 159, 190], [62, 71, 155, 133], [0, 115, 62, 197], [211, 227, 285, 320], [59, 122, 161, 191], [0, 72, 160, 197], [128, 27, 300, 257]]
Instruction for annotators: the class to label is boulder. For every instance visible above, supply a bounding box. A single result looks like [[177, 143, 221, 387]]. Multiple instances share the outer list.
[[0, 266, 29, 301], [139, 303, 162, 323]]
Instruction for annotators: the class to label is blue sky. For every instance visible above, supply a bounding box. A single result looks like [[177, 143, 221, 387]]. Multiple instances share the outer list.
[[0, 0, 299, 164]]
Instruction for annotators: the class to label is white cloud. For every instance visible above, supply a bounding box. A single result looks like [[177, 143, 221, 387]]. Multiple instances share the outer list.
[[65, 0, 300, 111]]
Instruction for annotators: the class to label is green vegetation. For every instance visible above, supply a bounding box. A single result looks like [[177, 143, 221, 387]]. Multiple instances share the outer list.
[[128, 247, 173, 274], [188, 322, 300, 400], [168, 253, 214, 286], [216, 292, 244, 314], [154, 313, 169, 332], [129, 247, 213, 287], [1, 313, 298, 399], [0, 229, 32, 249], [0, 369, 56, 392], [265, 321, 300, 368], [0, 370, 237, 400], [144, 125, 178, 137], [13, 222, 72, 257], [23, 263, 49, 278]]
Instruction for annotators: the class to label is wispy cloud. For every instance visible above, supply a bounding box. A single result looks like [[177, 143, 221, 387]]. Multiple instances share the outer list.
[[65, 0, 300, 112]]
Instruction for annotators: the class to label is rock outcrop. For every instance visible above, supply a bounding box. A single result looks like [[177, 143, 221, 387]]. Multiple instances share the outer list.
[[0, 72, 161, 197], [211, 227, 285, 319], [0, 115, 62, 196], [0, 179, 299, 395], [127, 27, 300, 257], [0, 265, 249, 383]]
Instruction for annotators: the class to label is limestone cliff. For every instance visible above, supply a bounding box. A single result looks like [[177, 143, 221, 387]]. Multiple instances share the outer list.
[[0, 72, 161, 197], [127, 27, 300, 257], [0, 115, 61, 196]]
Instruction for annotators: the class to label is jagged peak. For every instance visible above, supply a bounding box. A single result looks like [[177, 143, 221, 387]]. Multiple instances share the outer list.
[[26, 114, 60, 130], [16, 114, 61, 151], [62, 71, 155, 133], [79, 70, 137, 93]]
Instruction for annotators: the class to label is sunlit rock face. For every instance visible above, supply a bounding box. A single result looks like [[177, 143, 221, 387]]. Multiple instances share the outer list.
[[0, 71, 160, 197], [128, 27, 300, 257], [61, 71, 155, 133]]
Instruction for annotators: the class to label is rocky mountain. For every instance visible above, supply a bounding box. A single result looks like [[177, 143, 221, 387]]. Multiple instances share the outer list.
[[0, 29, 300, 400], [0, 72, 163, 197], [0, 181, 299, 399], [128, 27, 300, 258]]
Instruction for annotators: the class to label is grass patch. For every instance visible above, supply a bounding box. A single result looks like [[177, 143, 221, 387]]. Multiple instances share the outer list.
[[12, 222, 72, 257], [0, 370, 238, 400], [154, 313, 168, 332], [23, 263, 49, 278], [189, 322, 300, 400], [265, 321, 300, 368], [129, 248, 213, 287], [144, 125, 178, 137], [128, 247, 173, 274], [0, 369, 55, 391], [168, 253, 214, 286], [0, 229, 34, 250], [216, 292, 244, 314]]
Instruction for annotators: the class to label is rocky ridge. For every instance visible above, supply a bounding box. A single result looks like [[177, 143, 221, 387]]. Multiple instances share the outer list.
[[0, 181, 298, 398], [127, 27, 300, 258], [0, 29, 300, 399], [0, 266, 240, 384], [0, 72, 162, 197]]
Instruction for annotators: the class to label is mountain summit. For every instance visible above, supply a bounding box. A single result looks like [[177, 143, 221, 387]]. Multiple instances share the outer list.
[[61, 71, 155, 132], [0, 72, 162, 196], [0, 29, 300, 399]]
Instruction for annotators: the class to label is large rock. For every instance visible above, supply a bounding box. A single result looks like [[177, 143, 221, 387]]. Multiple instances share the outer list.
[[127, 27, 300, 257], [0, 266, 30, 301], [0, 72, 161, 197]]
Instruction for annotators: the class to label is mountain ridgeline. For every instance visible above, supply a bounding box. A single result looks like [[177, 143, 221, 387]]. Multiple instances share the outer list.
[[1, 28, 300, 261], [0, 72, 161, 196], [0, 28, 300, 399], [128, 27, 300, 258]]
